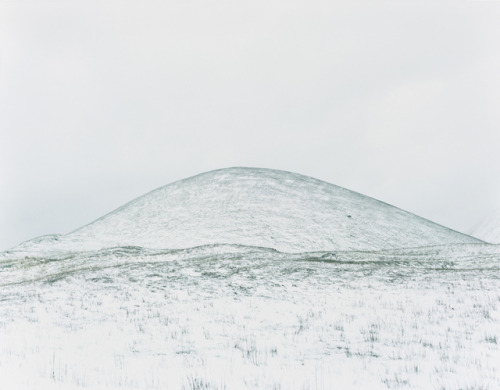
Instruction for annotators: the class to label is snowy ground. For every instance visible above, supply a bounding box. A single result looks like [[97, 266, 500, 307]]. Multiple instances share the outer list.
[[0, 243, 499, 389]]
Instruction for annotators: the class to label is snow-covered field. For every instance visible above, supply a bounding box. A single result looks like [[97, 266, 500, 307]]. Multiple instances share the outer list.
[[1, 243, 499, 389]]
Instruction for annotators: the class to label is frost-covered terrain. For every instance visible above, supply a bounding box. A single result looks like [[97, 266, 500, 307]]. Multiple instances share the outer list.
[[1, 244, 499, 389], [1, 168, 498, 389], [470, 210, 500, 244]]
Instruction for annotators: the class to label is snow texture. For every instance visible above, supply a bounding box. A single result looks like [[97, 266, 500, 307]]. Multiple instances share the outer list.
[[0, 244, 499, 389]]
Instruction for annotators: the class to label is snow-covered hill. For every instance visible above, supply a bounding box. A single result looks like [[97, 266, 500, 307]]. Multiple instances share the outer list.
[[1, 168, 498, 390], [469, 210, 500, 244], [7, 167, 480, 255]]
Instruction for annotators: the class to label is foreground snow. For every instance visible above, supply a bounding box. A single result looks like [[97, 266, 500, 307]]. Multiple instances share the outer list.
[[1, 243, 499, 389]]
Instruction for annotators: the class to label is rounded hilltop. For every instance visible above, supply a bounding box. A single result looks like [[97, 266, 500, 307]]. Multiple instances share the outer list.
[[12, 167, 481, 254]]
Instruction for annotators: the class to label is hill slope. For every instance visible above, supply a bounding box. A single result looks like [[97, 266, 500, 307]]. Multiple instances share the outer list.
[[8, 168, 481, 254], [470, 210, 500, 244]]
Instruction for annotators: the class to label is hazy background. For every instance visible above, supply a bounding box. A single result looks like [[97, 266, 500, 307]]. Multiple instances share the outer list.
[[1, 0, 499, 250]]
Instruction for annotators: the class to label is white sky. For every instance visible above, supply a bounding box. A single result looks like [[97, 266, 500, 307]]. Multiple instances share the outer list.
[[1, 0, 500, 250]]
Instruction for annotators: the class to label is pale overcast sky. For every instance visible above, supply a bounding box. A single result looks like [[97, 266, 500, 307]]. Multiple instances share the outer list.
[[1, 0, 499, 250]]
